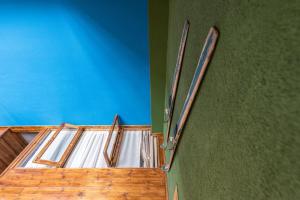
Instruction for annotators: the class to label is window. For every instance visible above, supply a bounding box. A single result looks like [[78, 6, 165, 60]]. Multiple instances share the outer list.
[[103, 115, 123, 167], [33, 123, 83, 167]]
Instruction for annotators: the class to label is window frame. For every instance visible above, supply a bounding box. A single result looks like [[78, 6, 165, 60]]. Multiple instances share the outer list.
[[103, 115, 124, 167], [32, 123, 83, 167]]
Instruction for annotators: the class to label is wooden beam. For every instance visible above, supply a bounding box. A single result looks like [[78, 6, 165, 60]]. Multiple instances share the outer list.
[[0, 125, 151, 133]]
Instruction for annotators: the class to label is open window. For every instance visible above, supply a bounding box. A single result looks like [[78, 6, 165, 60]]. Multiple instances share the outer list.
[[103, 115, 123, 167], [16, 115, 161, 169], [33, 123, 83, 167]]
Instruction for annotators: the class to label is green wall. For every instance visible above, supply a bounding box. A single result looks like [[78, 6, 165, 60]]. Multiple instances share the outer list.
[[151, 0, 299, 199], [148, 0, 169, 132]]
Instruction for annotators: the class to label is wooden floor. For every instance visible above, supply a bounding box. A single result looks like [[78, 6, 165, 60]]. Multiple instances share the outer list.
[[0, 168, 167, 200]]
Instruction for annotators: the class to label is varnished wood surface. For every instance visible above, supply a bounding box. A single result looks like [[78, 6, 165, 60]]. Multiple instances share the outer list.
[[1, 129, 48, 176], [173, 185, 178, 200], [1, 127, 162, 173], [0, 129, 28, 173], [33, 126, 84, 168], [1, 125, 154, 174], [0, 125, 151, 133], [164, 27, 219, 171], [0, 168, 167, 200], [103, 115, 121, 167], [165, 19, 190, 147], [153, 134, 165, 168], [0, 128, 167, 199]]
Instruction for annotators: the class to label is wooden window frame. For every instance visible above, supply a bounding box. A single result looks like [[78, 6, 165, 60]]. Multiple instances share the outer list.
[[0, 125, 153, 176], [103, 115, 124, 167], [32, 123, 83, 168]]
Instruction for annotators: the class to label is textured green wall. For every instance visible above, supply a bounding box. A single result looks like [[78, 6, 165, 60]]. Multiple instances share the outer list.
[[148, 0, 169, 132], [149, 0, 169, 132], [163, 0, 300, 199]]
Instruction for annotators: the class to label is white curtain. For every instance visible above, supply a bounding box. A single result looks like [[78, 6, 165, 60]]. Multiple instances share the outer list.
[[41, 128, 77, 162], [140, 131, 158, 168], [116, 130, 143, 168], [21, 130, 158, 168], [20, 130, 55, 168], [65, 130, 113, 168]]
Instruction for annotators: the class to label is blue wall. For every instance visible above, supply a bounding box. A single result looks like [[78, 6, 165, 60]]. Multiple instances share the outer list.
[[0, 0, 150, 125]]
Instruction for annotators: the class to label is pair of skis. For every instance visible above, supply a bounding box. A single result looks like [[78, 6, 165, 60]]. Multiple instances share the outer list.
[[162, 22, 219, 171], [162, 20, 190, 149]]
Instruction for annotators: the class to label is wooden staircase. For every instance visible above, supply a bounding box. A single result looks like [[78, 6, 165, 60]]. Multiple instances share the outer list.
[[0, 128, 28, 173], [0, 168, 167, 200]]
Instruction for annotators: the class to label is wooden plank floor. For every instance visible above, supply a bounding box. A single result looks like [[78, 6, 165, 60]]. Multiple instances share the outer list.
[[0, 168, 167, 200]]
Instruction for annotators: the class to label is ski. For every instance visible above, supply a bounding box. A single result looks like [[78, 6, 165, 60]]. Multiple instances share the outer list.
[[162, 27, 219, 171], [161, 20, 190, 149]]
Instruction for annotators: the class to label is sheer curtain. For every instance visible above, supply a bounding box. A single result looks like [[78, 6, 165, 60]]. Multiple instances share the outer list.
[[41, 128, 77, 162], [116, 130, 143, 168], [20, 130, 55, 168], [64, 130, 112, 168], [21, 130, 158, 168]]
